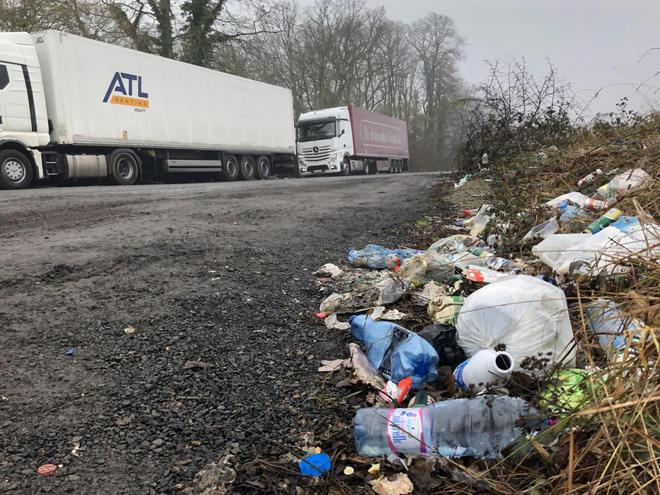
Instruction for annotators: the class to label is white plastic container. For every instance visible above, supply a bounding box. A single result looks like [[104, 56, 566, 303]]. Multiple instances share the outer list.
[[453, 349, 514, 390]]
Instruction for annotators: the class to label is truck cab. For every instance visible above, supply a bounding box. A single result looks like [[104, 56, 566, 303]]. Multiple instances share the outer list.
[[0, 32, 50, 188], [297, 106, 358, 176]]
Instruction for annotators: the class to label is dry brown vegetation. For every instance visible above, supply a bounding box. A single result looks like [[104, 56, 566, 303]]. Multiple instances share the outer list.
[[443, 113, 659, 495]]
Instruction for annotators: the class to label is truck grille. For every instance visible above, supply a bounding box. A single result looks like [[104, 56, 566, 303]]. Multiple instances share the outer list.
[[301, 145, 332, 162]]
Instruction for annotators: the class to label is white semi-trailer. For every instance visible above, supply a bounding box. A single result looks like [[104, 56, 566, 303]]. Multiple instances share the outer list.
[[0, 30, 296, 189]]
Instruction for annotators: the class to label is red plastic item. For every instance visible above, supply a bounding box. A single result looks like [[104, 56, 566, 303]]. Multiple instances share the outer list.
[[397, 377, 413, 403], [316, 312, 329, 319], [37, 464, 58, 477]]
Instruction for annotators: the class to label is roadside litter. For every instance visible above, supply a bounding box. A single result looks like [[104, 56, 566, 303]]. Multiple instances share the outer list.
[[299, 452, 331, 476], [453, 349, 514, 391], [37, 464, 59, 477], [354, 396, 538, 458], [348, 245, 422, 270], [369, 473, 414, 495], [350, 315, 438, 389], [456, 275, 575, 374], [307, 158, 656, 493]]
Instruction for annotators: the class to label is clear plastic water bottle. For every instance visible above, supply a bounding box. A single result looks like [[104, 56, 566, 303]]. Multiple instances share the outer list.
[[354, 396, 537, 459]]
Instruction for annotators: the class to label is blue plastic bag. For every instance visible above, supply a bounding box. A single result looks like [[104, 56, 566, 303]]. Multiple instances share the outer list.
[[348, 244, 422, 269], [349, 315, 439, 389]]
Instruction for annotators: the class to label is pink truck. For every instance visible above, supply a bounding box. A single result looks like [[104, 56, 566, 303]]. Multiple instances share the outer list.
[[297, 106, 409, 176]]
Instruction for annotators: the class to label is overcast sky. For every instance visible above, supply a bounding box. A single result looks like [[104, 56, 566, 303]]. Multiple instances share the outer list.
[[300, 0, 660, 116]]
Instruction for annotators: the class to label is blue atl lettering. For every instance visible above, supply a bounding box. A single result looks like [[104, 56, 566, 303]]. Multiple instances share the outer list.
[[103, 72, 149, 102]]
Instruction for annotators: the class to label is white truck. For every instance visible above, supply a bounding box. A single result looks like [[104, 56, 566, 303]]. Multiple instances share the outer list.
[[0, 30, 296, 189], [297, 106, 409, 176]]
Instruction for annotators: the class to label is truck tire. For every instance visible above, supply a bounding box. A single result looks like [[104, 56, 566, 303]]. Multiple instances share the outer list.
[[222, 154, 239, 181], [0, 149, 33, 189], [255, 156, 272, 179], [341, 157, 351, 176], [109, 149, 140, 185], [239, 155, 256, 180]]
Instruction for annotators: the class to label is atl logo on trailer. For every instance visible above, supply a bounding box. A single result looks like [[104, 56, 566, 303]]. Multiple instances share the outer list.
[[103, 72, 149, 109]]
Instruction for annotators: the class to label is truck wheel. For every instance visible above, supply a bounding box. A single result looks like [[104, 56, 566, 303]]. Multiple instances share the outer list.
[[341, 158, 350, 176], [109, 150, 140, 185], [0, 149, 33, 189], [222, 154, 239, 181], [255, 156, 272, 179], [239, 155, 256, 180]]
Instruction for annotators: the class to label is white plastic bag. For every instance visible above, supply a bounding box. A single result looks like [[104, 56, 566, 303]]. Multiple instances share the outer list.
[[532, 234, 590, 271], [596, 168, 651, 199], [533, 224, 660, 276], [456, 275, 575, 375]]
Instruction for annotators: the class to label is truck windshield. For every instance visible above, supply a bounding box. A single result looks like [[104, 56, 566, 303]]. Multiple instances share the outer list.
[[297, 120, 337, 142]]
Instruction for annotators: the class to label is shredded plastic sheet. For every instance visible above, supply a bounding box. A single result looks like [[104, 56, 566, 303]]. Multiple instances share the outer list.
[[456, 275, 576, 374]]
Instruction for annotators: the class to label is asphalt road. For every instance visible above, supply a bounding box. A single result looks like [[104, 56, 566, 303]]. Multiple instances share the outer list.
[[0, 172, 447, 494]]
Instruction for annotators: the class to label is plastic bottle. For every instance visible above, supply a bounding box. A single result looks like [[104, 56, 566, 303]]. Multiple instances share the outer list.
[[354, 396, 537, 458], [577, 168, 603, 187], [453, 349, 514, 390], [584, 299, 644, 350], [582, 197, 613, 211], [583, 208, 622, 234], [522, 217, 559, 242]]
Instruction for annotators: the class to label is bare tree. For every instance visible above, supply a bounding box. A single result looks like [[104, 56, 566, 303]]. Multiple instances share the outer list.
[[409, 13, 464, 168], [459, 58, 574, 169]]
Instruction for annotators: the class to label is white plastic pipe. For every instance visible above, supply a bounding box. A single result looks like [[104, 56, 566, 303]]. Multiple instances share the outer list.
[[454, 349, 514, 391]]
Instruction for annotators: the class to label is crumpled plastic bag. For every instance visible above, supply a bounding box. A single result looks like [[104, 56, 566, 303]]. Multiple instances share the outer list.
[[348, 245, 422, 269], [427, 235, 481, 254], [456, 275, 575, 375], [313, 263, 343, 278], [397, 251, 457, 287], [532, 223, 660, 276], [350, 315, 439, 389], [319, 274, 406, 313], [320, 343, 386, 390], [596, 168, 651, 199], [369, 473, 414, 495], [428, 295, 464, 325]]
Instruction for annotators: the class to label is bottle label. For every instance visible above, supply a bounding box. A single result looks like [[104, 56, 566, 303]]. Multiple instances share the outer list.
[[386, 409, 426, 454]]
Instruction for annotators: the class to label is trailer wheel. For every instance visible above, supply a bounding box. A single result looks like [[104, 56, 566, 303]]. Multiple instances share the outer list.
[[222, 154, 239, 181], [109, 150, 140, 185], [255, 156, 272, 179], [0, 149, 33, 189], [239, 155, 256, 180]]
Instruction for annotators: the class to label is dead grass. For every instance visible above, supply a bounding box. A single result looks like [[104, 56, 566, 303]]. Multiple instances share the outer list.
[[452, 113, 660, 495]]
